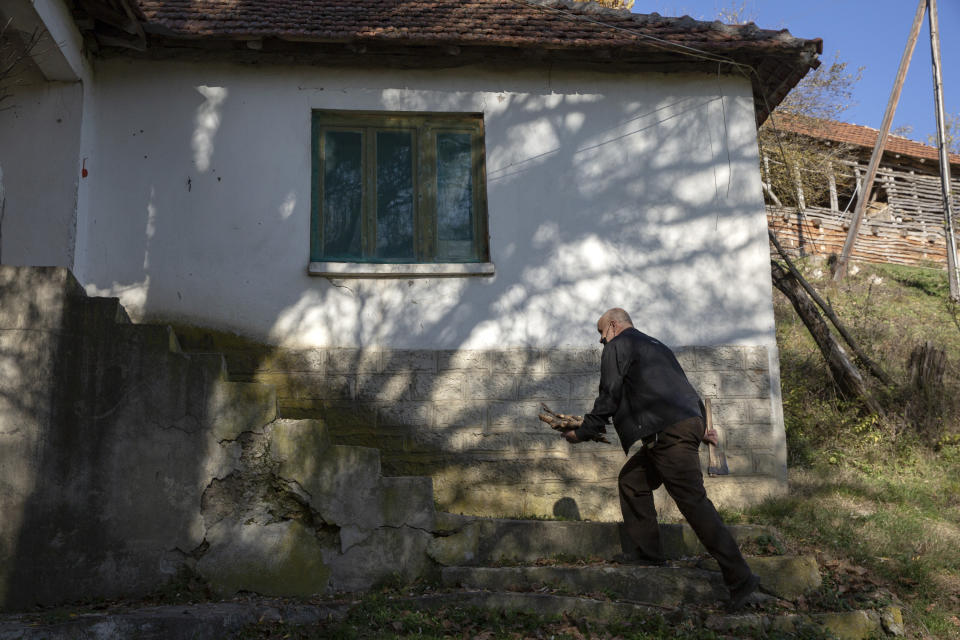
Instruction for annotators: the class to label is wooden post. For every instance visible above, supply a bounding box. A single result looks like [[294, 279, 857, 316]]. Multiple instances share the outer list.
[[828, 163, 839, 211], [834, 0, 927, 281], [793, 165, 806, 210], [761, 154, 783, 206], [771, 261, 883, 415], [927, 0, 960, 300]]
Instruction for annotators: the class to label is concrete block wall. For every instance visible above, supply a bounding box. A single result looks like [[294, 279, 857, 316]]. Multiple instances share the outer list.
[[202, 342, 785, 522], [0, 266, 447, 608]]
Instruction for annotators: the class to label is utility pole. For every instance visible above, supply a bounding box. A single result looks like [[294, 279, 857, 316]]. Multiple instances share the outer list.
[[833, 0, 927, 281], [928, 0, 960, 300]]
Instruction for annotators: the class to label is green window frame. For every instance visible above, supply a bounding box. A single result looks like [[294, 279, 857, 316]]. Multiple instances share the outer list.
[[311, 110, 490, 264]]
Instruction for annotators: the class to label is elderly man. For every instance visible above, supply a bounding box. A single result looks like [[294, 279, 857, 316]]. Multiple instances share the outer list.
[[563, 308, 760, 611]]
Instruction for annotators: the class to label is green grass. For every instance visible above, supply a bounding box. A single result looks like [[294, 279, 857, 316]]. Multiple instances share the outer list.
[[740, 260, 960, 639]]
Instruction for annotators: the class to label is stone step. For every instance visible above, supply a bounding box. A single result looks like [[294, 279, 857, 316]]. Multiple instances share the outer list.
[[207, 380, 277, 442], [0, 594, 899, 640], [441, 554, 822, 605], [428, 516, 780, 565], [397, 591, 901, 640], [379, 475, 436, 530], [77, 295, 132, 327], [698, 554, 821, 600], [187, 352, 230, 383], [442, 565, 726, 608], [116, 323, 183, 354], [267, 421, 384, 530]]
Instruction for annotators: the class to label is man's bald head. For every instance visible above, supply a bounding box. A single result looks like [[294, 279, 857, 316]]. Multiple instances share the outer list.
[[597, 308, 634, 343], [600, 308, 633, 327]]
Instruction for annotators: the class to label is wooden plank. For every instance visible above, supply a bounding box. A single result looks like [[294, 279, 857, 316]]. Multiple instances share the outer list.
[[767, 204, 958, 268]]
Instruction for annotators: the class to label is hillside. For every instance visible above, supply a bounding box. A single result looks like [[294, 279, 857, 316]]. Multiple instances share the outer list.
[[737, 260, 960, 639]]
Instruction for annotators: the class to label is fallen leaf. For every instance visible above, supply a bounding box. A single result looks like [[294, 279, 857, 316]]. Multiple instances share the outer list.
[[391, 621, 403, 632], [925, 603, 936, 612], [949, 616, 960, 627]]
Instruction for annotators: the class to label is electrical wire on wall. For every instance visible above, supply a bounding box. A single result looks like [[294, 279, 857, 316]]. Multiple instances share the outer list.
[[506, 0, 814, 231]]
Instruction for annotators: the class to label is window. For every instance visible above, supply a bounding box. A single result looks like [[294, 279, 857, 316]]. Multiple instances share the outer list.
[[310, 111, 490, 271]]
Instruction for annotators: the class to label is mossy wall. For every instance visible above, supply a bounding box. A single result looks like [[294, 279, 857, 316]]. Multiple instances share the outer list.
[[173, 325, 786, 521]]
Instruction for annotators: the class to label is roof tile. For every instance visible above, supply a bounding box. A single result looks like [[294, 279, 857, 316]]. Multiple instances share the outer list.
[[772, 112, 960, 167], [135, 0, 816, 55]]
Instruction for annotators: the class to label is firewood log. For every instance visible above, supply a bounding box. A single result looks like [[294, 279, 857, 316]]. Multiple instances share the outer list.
[[538, 403, 610, 443]]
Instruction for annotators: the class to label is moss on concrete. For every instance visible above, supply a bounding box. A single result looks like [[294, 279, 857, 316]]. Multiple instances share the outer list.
[[198, 520, 332, 598]]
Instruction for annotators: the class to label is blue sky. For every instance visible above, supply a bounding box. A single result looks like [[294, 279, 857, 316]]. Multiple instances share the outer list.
[[644, 1, 959, 145]]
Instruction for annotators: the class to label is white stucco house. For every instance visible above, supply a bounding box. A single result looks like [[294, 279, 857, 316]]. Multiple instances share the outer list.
[[0, 0, 821, 519]]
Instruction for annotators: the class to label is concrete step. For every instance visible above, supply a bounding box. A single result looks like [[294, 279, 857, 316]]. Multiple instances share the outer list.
[[0, 594, 899, 640], [267, 420, 384, 530], [116, 323, 183, 354], [441, 553, 822, 605], [379, 476, 436, 530], [207, 380, 277, 441], [398, 591, 901, 640], [79, 296, 132, 325], [187, 352, 230, 382], [442, 564, 726, 608], [698, 554, 821, 600], [428, 516, 780, 565]]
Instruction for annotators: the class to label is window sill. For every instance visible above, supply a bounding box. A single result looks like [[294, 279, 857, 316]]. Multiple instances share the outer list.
[[308, 262, 496, 278]]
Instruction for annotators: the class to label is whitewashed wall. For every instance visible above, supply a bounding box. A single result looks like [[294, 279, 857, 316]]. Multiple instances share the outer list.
[[79, 59, 774, 352], [0, 73, 83, 268]]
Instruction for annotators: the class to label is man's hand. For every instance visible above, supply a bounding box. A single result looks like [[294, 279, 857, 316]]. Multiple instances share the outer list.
[[703, 428, 719, 446], [563, 430, 580, 443]]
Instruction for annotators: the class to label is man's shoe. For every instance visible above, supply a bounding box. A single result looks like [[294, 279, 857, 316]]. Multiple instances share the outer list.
[[727, 573, 761, 611], [611, 553, 667, 566]]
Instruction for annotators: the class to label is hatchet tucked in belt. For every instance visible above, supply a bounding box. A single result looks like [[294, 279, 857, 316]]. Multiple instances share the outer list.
[[704, 398, 730, 476]]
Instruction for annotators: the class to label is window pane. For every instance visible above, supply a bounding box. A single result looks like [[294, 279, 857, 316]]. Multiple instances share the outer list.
[[323, 131, 363, 259], [437, 132, 474, 246], [375, 131, 415, 261]]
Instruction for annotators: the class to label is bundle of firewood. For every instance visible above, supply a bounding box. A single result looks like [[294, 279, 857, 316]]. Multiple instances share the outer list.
[[537, 403, 609, 443]]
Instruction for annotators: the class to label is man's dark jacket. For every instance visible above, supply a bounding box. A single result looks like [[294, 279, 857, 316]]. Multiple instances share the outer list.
[[575, 327, 704, 454]]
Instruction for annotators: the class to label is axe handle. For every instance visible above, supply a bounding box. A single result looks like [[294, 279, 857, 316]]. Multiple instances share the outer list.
[[705, 398, 719, 467], [704, 398, 730, 476]]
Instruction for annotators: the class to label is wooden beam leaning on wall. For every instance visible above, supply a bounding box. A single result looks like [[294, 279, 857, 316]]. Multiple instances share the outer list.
[[770, 229, 893, 387], [770, 259, 884, 415]]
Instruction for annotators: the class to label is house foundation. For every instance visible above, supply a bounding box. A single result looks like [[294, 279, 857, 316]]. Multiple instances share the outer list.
[[174, 330, 788, 522]]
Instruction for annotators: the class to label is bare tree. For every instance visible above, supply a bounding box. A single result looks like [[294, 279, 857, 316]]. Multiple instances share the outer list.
[[759, 53, 864, 209], [926, 111, 960, 155]]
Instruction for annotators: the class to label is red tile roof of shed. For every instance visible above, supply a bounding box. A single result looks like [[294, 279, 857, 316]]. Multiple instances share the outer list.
[[772, 112, 960, 167]]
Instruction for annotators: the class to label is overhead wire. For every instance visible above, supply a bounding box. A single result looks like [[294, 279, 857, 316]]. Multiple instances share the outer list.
[[508, 0, 749, 68]]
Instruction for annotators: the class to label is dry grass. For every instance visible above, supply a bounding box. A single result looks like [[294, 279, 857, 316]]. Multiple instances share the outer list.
[[739, 260, 960, 638]]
